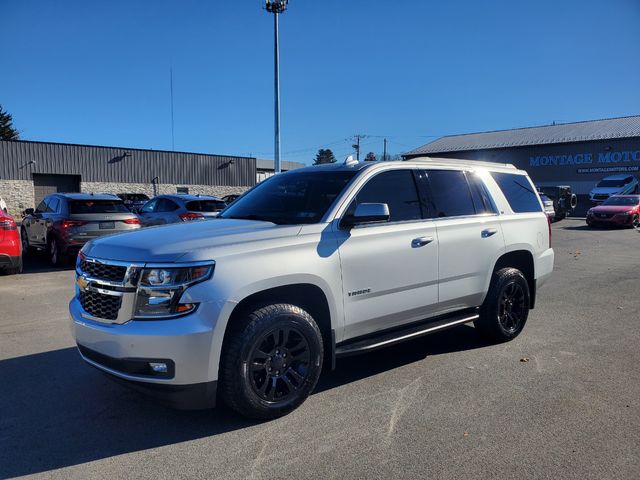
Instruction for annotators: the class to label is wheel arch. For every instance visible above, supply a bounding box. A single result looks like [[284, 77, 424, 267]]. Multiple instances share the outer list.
[[221, 283, 335, 372], [491, 249, 536, 309]]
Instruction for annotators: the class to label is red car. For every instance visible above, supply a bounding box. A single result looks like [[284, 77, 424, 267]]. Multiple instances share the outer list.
[[0, 211, 22, 274], [586, 195, 640, 228]]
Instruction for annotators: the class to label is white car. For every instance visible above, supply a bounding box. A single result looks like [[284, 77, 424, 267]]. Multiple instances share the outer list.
[[0, 195, 7, 214], [589, 175, 639, 203], [70, 157, 554, 419]]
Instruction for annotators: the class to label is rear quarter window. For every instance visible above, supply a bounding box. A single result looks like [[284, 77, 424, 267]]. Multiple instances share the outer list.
[[491, 172, 542, 213]]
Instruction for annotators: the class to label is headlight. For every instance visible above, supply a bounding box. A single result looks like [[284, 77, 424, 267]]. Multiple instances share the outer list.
[[134, 263, 214, 319]]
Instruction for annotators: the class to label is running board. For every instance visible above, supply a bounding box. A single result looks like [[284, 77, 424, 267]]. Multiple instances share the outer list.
[[335, 312, 479, 358]]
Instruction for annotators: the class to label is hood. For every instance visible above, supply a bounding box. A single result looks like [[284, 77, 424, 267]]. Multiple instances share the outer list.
[[82, 219, 302, 263], [590, 186, 626, 195], [589, 205, 635, 214]]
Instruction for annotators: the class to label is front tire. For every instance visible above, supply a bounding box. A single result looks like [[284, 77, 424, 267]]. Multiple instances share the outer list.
[[631, 214, 639, 229], [220, 303, 323, 419], [475, 268, 530, 342]]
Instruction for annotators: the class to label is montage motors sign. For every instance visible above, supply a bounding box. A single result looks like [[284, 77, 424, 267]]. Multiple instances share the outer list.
[[529, 150, 640, 174]]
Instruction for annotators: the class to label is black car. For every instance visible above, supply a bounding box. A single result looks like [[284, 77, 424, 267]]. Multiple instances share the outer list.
[[116, 193, 150, 212], [536, 185, 577, 221], [221, 194, 241, 205], [21, 193, 141, 266]]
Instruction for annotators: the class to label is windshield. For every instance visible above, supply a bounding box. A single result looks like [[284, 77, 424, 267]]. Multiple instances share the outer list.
[[69, 200, 130, 214], [601, 196, 640, 206], [219, 170, 356, 225], [186, 200, 226, 212], [597, 179, 628, 188]]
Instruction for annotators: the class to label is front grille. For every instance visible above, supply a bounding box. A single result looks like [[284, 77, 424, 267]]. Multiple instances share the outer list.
[[596, 213, 614, 219], [80, 259, 127, 282], [80, 290, 122, 320]]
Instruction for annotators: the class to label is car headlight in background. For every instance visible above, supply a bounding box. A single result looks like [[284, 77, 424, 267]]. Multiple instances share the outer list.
[[134, 263, 214, 319]]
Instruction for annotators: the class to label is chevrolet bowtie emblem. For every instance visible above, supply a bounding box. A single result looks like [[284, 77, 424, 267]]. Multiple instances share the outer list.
[[76, 276, 89, 290]]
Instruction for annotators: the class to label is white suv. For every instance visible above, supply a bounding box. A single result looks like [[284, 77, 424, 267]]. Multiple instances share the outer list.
[[70, 158, 554, 419]]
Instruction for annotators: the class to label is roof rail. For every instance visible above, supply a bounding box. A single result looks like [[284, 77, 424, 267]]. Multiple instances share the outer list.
[[409, 156, 517, 170]]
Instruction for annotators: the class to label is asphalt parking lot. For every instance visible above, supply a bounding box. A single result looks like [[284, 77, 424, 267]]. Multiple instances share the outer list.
[[1, 218, 639, 479]]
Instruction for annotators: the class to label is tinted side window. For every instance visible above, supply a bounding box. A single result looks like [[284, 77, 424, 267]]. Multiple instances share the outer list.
[[35, 200, 48, 213], [156, 198, 180, 212], [347, 170, 422, 222], [141, 199, 158, 213], [466, 173, 495, 214], [48, 197, 60, 213], [492, 172, 542, 213], [426, 170, 476, 217]]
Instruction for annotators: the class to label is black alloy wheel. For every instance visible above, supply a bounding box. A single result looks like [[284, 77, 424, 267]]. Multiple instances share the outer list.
[[220, 303, 323, 419], [248, 326, 311, 402], [475, 267, 530, 342], [498, 282, 526, 334]]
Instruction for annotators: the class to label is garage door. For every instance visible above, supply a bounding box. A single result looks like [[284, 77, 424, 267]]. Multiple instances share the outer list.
[[33, 174, 81, 205]]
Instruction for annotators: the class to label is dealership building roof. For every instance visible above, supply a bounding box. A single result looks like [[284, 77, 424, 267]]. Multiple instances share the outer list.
[[405, 115, 640, 156]]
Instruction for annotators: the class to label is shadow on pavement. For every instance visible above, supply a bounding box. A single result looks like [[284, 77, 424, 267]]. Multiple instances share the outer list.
[[0, 324, 485, 478]]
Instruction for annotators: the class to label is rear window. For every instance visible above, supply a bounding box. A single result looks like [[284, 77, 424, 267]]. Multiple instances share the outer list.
[[186, 200, 226, 212], [69, 200, 130, 214], [491, 173, 542, 213]]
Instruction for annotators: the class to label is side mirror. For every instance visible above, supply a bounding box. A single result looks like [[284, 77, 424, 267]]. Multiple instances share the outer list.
[[342, 203, 390, 228], [23, 208, 34, 217]]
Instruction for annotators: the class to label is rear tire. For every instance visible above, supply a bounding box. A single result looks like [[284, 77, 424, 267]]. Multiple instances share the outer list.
[[220, 303, 323, 419], [48, 236, 68, 267], [20, 227, 32, 256], [475, 268, 530, 342]]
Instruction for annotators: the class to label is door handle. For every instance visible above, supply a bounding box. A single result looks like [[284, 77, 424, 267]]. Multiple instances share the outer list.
[[481, 228, 498, 238], [411, 236, 434, 248]]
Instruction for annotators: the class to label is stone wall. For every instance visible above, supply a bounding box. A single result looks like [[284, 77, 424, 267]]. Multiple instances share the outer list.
[[0, 180, 249, 219], [0, 180, 35, 219], [81, 182, 248, 199]]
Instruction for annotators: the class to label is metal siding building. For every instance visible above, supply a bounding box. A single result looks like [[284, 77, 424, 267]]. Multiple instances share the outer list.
[[0, 140, 256, 217], [404, 116, 640, 195]]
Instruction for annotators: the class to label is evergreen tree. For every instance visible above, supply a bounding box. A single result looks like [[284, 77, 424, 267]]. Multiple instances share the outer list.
[[0, 105, 19, 140], [313, 148, 337, 165]]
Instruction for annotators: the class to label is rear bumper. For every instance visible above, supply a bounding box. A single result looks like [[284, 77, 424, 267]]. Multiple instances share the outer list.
[[536, 248, 554, 288], [0, 254, 21, 270]]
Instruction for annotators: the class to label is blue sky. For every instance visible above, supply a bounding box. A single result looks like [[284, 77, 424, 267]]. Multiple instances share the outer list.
[[1, 0, 639, 164]]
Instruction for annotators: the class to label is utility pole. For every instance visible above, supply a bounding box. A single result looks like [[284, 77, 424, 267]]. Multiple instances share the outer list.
[[264, 0, 289, 174], [170, 66, 175, 151], [383, 138, 387, 161], [352, 134, 365, 161]]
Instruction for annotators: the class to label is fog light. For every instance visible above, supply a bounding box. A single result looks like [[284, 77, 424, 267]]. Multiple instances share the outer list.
[[149, 362, 168, 373]]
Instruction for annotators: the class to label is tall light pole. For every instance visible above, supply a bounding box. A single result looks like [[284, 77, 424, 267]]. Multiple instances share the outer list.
[[265, 0, 288, 174]]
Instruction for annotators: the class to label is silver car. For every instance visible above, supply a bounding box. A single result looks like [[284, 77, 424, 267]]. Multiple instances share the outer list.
[[138, 194, 226, 227]]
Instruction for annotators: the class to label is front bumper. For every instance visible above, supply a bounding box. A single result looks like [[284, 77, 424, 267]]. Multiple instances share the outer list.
[[70, 297, 221, 409], [586, 215, 634, 226]]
